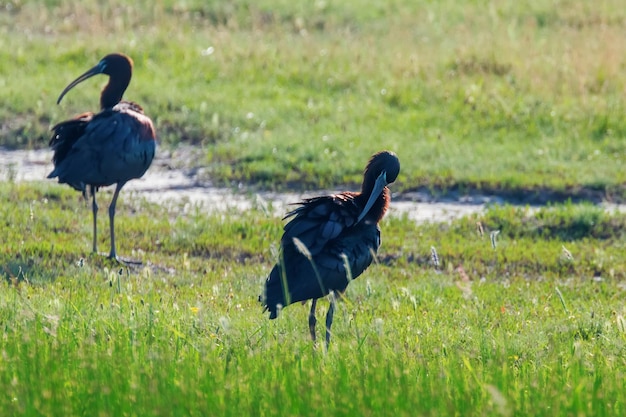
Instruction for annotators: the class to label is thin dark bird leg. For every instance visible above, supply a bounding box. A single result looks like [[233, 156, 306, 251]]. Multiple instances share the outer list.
[[91, 185, 98, 254], [108, 182, 125, 260], [325, 292, 336, 349], [309, 299, 318, 343]]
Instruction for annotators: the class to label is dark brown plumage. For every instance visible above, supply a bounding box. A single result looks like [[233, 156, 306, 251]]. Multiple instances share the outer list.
[[48, 53, 156, 261], [262, 150, 400, 346]]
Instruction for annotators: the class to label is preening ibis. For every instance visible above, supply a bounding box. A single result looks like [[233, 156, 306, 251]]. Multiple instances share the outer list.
[[262, 150, 400, 347], [47, 53, 156, 261]]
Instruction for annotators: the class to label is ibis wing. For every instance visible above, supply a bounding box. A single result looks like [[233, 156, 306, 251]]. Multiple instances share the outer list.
[[315, 224, 380, 281], [49, 112, 94, 168], [280, 222, 380, 302], [48, 107, 155, 188], [282, 194, 359, 256], [263, 193, 381, 317]]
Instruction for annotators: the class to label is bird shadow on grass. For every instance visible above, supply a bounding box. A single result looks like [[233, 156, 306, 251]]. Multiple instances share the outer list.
[[2, 252, 176, 286], [2, 260, 57, 285]]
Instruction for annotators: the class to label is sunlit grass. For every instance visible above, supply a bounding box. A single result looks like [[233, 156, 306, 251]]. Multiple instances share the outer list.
[[1, 182, 626, 416], [1, 0, 626, 414], [0, 0, 625, 197]]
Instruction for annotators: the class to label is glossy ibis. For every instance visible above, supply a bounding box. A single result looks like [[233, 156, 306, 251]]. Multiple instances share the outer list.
[[262, 150, 400, 347], [48, 53, 156, 261]]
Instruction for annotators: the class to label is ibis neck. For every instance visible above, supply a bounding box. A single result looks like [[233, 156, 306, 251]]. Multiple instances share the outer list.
[[100, 77, 130, 109], [357, 188, 390, 223]]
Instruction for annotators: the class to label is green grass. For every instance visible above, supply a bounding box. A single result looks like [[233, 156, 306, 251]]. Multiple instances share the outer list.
[[1, 182, 626, 416], [1, 0, 625, 197], [2, 0, 626, 415]]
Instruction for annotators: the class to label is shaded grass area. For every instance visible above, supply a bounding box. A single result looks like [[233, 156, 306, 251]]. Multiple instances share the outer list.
[[0, 0, 625, 199], [1, 182, 626, 416]]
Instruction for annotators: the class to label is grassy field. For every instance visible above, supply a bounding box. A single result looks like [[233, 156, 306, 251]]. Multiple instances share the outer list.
[[1, 0, 625, 197], [1, 183, 626, 416], [1, 0, 626, 416]]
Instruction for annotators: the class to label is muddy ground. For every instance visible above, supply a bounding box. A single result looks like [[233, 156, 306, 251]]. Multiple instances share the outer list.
[[1, 147, 622, 223]]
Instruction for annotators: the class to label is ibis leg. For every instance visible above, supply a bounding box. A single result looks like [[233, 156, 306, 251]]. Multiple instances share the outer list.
[[308, 299, 318, 342], [325, 293, 336, 349], [108, 182, 125, 260], [91, 185, 98, 253]]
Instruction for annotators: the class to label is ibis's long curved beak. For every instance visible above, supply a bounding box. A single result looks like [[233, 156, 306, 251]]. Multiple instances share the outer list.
[[357, 171, 387, 224], [57, 64, 103, 105]]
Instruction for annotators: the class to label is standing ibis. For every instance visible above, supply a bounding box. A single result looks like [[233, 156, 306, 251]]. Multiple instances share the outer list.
[[48, 53, 156, 261], [261, 150, 400, 347]]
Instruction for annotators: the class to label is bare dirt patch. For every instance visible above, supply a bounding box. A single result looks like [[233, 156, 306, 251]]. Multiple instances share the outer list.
[[2, 147, 622, 222]]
